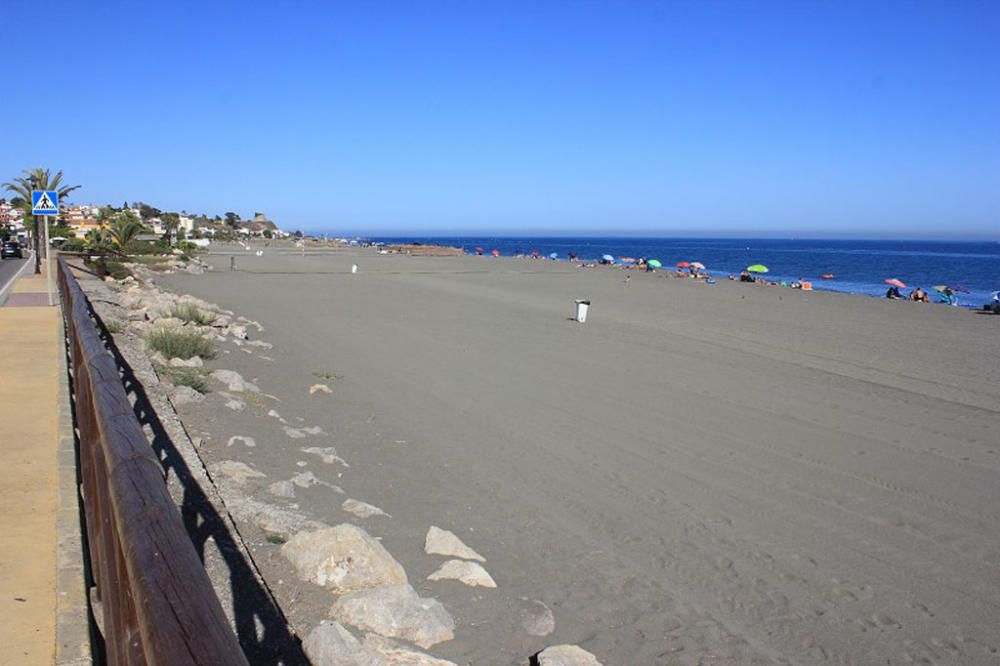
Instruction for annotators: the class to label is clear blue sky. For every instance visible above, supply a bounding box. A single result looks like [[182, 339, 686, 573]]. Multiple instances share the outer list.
[[2, 1, 998, 238]]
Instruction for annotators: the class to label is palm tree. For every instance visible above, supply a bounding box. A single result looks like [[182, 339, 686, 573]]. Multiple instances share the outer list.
[[107, 211, 144, 249], [2, 168, 81, 273]]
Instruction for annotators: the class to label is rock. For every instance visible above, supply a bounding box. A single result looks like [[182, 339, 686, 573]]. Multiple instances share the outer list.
[[227, 435, 256, 448], [303, 426, 325, 435], [212, 460, 266, 484], [283, 426, 307, 439], [291, 471, 344, 494], [424, 526, 485, 562], [148, 350, 168, 366], [228, 324, 249, 340], [169, 385, 205, 405], [363, 634, 458, 665], [303, 446, 349, 466], [267, 409, 287, 423], [310, 383, 333, 394], [211, 369, 260, 393], [535, 645, 602, 666], [218, 391, 247, 411], [282, 525, 408, 594], [169, 355, 203, 368], [246, 339, 273, 348], [427, 560, 496, 588], [302, 621, 383, 666], [519, 600, 555, 637], [268, 481, 296, 498], [227, 495, 326, 536], [331, 584, 454, 649], [343, 499, 390, 519]]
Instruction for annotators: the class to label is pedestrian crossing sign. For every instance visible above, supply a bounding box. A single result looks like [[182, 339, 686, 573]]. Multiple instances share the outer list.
[[32, 190, 60, 215]]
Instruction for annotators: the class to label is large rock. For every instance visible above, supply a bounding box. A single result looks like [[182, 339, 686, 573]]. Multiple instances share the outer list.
[[535, 645, 603, 666], [168, 385, 205, 405], [169, 355, 203, 368], [363, 634, 457, 665], [302, 620, 383, 666], [331, 584, 454, 649], [427, 560, 496, 588], [424, 526, 485, 562], [282, 525, 407, 593], [343, 499, 389, 519], [211, 460, 266, 484], [519, 599, 555, 637], [211, 368, 260, 393]]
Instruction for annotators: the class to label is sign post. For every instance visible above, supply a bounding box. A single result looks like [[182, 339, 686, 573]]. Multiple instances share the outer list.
[[32, 191, 60, 306]]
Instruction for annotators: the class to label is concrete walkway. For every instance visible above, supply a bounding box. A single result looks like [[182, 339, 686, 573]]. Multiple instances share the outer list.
[[0, 268, 62, 664]]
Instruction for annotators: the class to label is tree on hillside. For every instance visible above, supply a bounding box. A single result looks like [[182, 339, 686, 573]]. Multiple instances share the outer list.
[[160, 212, 181, 245], [138, 203, 162, 221], [2, 168, 81, 273], [224, 211, 241, 229]]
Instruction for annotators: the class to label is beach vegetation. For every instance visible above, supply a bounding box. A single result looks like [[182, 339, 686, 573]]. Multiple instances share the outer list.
[[171, 303, 217, 326], [106, 210, 145, 248], [3, 167, 81, 273], [265, 535, 286, 545], [104, 319, 125, 334], [160, 367, 209, 393], [147, 328, 215, 360]]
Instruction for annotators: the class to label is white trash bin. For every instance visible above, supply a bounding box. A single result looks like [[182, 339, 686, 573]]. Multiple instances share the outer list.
[[574, 299, 590, 323]]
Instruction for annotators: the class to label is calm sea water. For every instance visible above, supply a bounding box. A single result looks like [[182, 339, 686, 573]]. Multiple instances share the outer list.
[[366, 236, 1000, 307]]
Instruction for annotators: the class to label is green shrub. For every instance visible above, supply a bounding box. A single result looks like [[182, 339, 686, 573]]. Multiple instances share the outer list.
[[59, 238, 85, 252], [161, 367, 208, 393], [105, 261, 132, 280], [147, 329, 214, 360], [104, 320, 125, 334], [171, 303, 216, 326]]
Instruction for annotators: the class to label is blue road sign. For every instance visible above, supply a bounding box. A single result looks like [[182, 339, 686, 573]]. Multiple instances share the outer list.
[[32, 190, 60, 215]]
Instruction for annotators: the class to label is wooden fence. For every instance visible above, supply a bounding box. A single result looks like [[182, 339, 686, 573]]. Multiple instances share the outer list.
[[58, 257, 249, 665]]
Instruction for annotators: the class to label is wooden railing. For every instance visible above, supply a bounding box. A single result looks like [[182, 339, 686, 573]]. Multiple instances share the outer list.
[[58, 257, 249, 665]]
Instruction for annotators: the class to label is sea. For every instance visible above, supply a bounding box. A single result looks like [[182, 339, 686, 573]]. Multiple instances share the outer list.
[[365, 237, 999, 307]]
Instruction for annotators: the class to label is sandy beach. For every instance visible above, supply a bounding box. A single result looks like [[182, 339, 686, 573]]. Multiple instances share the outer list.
[[156, 246, 1000, 664]]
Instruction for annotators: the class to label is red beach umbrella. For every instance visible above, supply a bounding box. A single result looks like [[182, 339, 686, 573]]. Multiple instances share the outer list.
[[491, 249, 500, 257], [884, 278, 907, 289], [474, 246, 484, 252], [676, 261, 691, 268]]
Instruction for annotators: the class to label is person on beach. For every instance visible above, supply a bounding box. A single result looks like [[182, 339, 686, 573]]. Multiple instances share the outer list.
[[885, 285, 902, 299], [909, 287, 928, 302]]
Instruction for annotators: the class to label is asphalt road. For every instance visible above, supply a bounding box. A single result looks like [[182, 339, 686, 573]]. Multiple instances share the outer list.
[[0, 254, 31, 300]]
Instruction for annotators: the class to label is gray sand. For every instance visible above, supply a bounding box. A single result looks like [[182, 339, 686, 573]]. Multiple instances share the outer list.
[[161, 247, 1000, 664]]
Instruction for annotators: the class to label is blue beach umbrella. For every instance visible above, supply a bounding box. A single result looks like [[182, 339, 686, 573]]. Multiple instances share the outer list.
[[549, 252, 558, 259], [602, 254, 614, 262]]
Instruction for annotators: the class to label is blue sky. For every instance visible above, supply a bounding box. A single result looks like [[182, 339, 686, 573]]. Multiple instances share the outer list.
[[1, 1, 998, 238]]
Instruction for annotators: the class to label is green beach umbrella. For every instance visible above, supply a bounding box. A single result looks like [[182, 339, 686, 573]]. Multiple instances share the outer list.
[[747, 264, 769, 273], [647, 259, 662, 268]]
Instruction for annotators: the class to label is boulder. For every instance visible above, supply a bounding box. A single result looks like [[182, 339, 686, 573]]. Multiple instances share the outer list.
[[363, 634, 457, 665], [169, 355, 204, 368], [424, 526, 485, 562], [343, 499, 390, 519], [211, 369, 260, 393], [282, 525, 407, 593], [227, 435, 256, 448], [303, 446, 348, 466], [535, 645, 602, 666], [169, 385, 205, 405], [519, 599, 555, 637], [302, 621, 383, 666], [211, 460, 266, 484], [426, 560, 496, 588], [331, 584, 454, 649]]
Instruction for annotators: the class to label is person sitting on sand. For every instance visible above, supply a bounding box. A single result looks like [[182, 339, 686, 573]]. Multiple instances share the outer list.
[[909, 287, 927, 302], [885, 286, 902, 299], [739, 270, 755, 283]]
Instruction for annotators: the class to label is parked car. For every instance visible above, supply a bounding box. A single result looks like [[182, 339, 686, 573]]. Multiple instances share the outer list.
[[2, 240, 24, 259]]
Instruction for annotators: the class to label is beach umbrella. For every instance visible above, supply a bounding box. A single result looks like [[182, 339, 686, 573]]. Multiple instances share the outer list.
[[690, 261, 705, 270], [885, 278, 907, 289], [602, 254, 614, 262], [474, 246, 484, 252], [647, 259, 662, 268], [676, 261, 691, 268], [549, 252, 558, 259], [491, 249, 500, 257], [747, 264, 769, 273]]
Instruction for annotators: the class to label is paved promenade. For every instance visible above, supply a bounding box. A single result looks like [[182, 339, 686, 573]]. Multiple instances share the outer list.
[[0, 267, 62, 664]]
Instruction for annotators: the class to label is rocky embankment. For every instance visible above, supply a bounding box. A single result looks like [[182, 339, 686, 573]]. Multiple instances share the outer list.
[[78, 258, 603, 665]]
